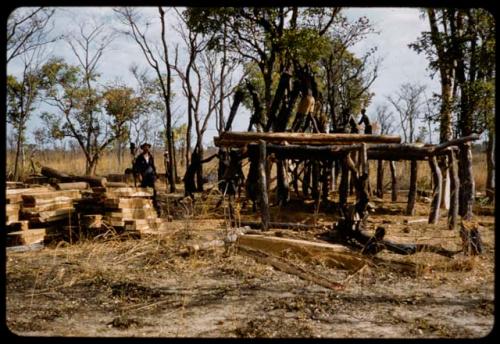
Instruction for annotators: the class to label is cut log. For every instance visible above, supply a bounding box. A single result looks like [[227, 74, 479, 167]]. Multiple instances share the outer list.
[[55, 182, 89, 190], [237, 234, 369, 271], [237, 245, 344, 291], [41, 165, 107, 187], [247, 143, 361, 160], [215, 131, 401, 147], [230, 220, 325, 231]]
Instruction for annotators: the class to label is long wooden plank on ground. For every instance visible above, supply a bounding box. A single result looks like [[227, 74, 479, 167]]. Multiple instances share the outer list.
[[236, 234, 369, 271]]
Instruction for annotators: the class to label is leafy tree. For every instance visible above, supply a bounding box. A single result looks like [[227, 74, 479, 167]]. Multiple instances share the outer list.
[[411, 8, 495, 215], [6, 59, 43, 180]]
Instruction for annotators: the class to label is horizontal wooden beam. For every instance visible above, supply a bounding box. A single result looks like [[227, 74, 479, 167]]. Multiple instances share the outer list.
[[214, 131, 401, 146]]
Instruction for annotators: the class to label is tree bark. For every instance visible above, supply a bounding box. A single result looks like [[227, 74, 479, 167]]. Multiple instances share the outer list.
[[339, 155, 349, 208], [376, 160, 384, 198], [215, 131, 401, 146], [406, 160, 418, 216], [486, 131, 495, 202], [258, 140, 270, 230], [458, 143, 474, 220], [428, 156, 442, 224], [389, 161, 398, 202], [448, 150, 459, 230]]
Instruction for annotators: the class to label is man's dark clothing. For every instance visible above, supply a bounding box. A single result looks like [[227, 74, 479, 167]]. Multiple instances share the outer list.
[[134, 153, 156, 188]]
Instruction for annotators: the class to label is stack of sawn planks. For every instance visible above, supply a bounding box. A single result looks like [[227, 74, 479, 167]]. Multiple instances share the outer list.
[[6, 186, 80, 246], [5, 185, 172, 247]]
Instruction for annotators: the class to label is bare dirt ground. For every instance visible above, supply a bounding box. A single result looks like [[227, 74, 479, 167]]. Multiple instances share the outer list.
[[5, 192, 495, 338]]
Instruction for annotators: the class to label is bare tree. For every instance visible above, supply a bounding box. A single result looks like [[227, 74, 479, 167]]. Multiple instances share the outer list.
[[387, 83, 426, 143], [114, 7, 177, 192], [374, 103, 395, 135], [7, 7, 58, 63]]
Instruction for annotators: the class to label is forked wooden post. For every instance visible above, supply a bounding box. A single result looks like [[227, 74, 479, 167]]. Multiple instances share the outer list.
[[448, 150, 459, 230], [406, 160, 418, 216], [258, 140, 270, 231], [428, 155, 442, 224]]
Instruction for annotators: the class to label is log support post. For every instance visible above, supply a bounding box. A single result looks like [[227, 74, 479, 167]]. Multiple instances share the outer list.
[[448, 150, 459, 230], [339, 155, 349, 209], [428, 155, 442, 224], [376, 160, 384, 198], [458, 143, 474, 220], [258, 140, 270, 230], [389, 161, 398, 202], [406, 160, 418, 216]]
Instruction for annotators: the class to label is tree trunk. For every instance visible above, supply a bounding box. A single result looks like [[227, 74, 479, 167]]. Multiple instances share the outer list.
[[302, 161, 311, 198], [486, 131, 495, 202], [376, 160, 384, 198], [428, 156, 442, 224], [196, 145, 204, 192], [439, 157, 450, 209], [311, 160, 320, 201], [448, 150, 459, 230], [389, 161, 398, 202], [13, 126, 23, 181], [339, 156, 349, 208], [406, 160, 418, 216], [258, 140, 270, 230], [276, 159, 290, 206], [458, 143, 474, 220]]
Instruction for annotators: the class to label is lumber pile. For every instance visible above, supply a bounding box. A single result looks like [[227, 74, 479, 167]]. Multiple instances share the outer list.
[[103, 197, 157, 227], [7, 228, 47, 246], [6, 204, 21, 224], [20, 190, 81, 224]]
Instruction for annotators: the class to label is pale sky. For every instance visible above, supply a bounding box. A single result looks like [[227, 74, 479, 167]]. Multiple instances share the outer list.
[[7, 7, 440, 147]]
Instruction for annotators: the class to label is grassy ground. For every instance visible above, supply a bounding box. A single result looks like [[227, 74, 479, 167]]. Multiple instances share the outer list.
[[6, 190, 494, 338]]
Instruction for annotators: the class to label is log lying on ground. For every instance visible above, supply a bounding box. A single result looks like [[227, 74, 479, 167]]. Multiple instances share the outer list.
[[231, 220, 326, 231], [236, 234, 369, 271], [41, 166, 107, 187], [214, 131, 401, 146], [237, 245, 344, 291]]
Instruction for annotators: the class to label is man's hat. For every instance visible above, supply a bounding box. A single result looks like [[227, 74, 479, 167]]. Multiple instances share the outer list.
[[140, 143, 152, 149]]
